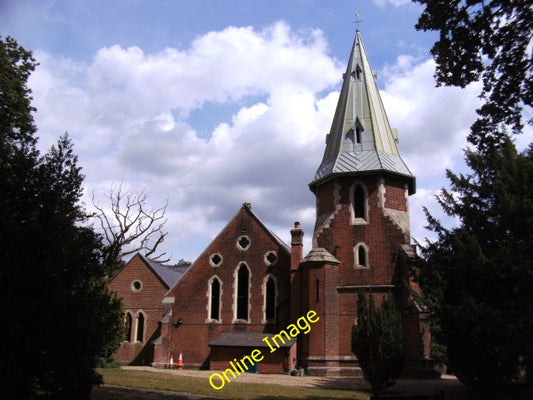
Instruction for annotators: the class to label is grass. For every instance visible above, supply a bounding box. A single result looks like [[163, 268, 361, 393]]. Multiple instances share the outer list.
[[93, 368, 368, 400]]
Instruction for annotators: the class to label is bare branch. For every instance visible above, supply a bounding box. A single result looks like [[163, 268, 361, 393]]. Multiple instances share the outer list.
[[91, 182, 169, 263]]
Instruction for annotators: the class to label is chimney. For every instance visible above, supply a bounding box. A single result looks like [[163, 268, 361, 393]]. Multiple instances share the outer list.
[[290, 222, 304, 272]]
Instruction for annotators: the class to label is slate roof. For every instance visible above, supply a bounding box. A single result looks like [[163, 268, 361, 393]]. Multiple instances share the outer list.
[[209, 332, 296, 348], [139, 253, 189, 288], [310, 30, 415, 194]]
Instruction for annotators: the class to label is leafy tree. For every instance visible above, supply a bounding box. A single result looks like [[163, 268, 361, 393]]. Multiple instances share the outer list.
[[418, 138, 533, 388], [351, 292, 404, 394], [413, 0, 532, 149], [0, 36, 123, 399]]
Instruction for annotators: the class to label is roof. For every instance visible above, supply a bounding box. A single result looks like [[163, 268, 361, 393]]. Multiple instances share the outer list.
[[302, 247, 340, 264], [310, 30, 415, 194], [139, 253, 189, 288], [209, 332, 296, 348]]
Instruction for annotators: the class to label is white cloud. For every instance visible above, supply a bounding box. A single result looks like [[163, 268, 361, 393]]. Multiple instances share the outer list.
[[29, 21, 342, 262], [28, 19, 486, 262], [380, 56, 481, 178]]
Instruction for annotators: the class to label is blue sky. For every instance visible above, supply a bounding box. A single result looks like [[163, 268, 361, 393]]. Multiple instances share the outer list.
[[1, 0, 509, 263]]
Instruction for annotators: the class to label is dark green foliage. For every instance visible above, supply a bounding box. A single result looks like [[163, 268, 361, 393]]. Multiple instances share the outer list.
[[413, 0, 532, 149], [0, 37, 124, 399], [351, 292, 404, 394], [414, 1, 533, 389], [418, 138, 533, 388]]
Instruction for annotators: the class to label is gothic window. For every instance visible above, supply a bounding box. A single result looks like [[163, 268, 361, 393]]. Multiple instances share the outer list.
[[358, 246, 367, 267], [351, 182, 368, 224], [354, 185, 365, 218], [136, 312, 145, 342], [316, 279, 320, 303], [356, 126, 362, 144], [236, 264, 249, 321], [210, 277, 221, 321], [125, 312, 133, 342], [265, 276, 276, 321]]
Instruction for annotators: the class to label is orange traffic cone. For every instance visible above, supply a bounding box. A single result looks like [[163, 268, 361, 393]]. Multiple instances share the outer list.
[[169, 353, 174, 369], [177, 351, 184, 370]]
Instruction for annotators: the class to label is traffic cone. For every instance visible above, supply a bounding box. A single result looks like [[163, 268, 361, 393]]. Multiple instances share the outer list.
[[169, 353, 174, 369], [177, 351, 184, 370]]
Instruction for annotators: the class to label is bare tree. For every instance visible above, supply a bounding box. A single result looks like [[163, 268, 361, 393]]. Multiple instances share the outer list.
[[92, 183, 170, 263]]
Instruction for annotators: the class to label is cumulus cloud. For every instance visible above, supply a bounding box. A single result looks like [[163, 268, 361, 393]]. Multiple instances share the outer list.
[[29, 21, 342, 261], [27, 19, 482, 262], [380, 55, 481, 178]]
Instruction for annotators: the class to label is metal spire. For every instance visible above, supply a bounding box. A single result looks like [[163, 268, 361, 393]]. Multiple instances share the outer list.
[[310, 29, 416, 194]]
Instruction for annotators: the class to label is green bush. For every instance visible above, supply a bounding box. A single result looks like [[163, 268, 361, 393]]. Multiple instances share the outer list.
[[351, 292, 404, 394]]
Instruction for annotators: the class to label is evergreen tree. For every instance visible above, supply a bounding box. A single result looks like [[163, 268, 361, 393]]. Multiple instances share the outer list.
[[414, 1, 533, 389], [0, 36, 123, 399], [351, 292, 404, 394], [418, 137, 533, 388]]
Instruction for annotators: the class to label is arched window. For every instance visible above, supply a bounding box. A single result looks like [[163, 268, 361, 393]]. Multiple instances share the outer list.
[[358, 246, 367, 267], [236, 264, 249, 321], [354, 243, 370, 268], [136, 312, 145, 342], [210, 278, 221, 321], [125, 312, 133, 342], [265, 276, 276, 321]]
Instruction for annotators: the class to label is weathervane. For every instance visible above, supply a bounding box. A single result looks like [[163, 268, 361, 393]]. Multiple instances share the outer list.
[[354, 11, 363, 31]]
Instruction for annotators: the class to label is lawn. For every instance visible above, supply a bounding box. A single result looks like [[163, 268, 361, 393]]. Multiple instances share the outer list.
[[93, 368, 368, 400]]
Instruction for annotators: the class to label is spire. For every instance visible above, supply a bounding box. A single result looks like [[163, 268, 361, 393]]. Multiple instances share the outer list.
[[310, 30, 415, 194]]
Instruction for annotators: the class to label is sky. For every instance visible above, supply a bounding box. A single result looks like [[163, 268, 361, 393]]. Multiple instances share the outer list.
[[2, 0, 529, 264]]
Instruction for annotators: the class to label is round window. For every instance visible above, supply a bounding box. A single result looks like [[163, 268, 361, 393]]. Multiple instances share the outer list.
[[132, 280, 142, 292], [210, 253, 223, 267], [236, 235, 251, 250], [265, 251, 277, 265]]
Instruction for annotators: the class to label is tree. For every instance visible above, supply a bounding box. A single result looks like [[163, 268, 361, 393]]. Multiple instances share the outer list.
[[0, 37, 123, 399], [351, 292, 404, 394], [92, 183, 169, 268], [413, 0, 533, 389], [418, 138, 533, 388], [413, 0, 532, 149]]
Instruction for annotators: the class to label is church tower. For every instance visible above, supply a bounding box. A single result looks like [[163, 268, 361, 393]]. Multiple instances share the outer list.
[[298, 30, 430, 376]]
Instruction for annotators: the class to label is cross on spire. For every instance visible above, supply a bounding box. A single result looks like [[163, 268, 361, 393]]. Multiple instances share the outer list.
[[354, 11, 363, 31]]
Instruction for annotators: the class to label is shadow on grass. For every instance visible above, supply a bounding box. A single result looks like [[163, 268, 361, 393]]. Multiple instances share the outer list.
[[93, 385, 362, 400], [93, 385, 220, 400], [302, 376, 533, 400]]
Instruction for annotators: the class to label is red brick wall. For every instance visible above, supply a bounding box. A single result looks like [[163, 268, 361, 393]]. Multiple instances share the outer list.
[[210, 346, 292, 374], [306, 174, 424, 374], [164, 205, 291, 369], [109, 254, 169, 364]]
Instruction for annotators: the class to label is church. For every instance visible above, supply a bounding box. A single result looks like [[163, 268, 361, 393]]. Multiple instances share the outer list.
[[109, 29, 431, 376]]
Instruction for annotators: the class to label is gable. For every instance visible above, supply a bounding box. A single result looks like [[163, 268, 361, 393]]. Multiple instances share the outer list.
[[166, 203, 290, 296]]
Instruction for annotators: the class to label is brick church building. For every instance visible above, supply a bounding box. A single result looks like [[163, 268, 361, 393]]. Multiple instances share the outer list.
[[110, 30, 430, 376]]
